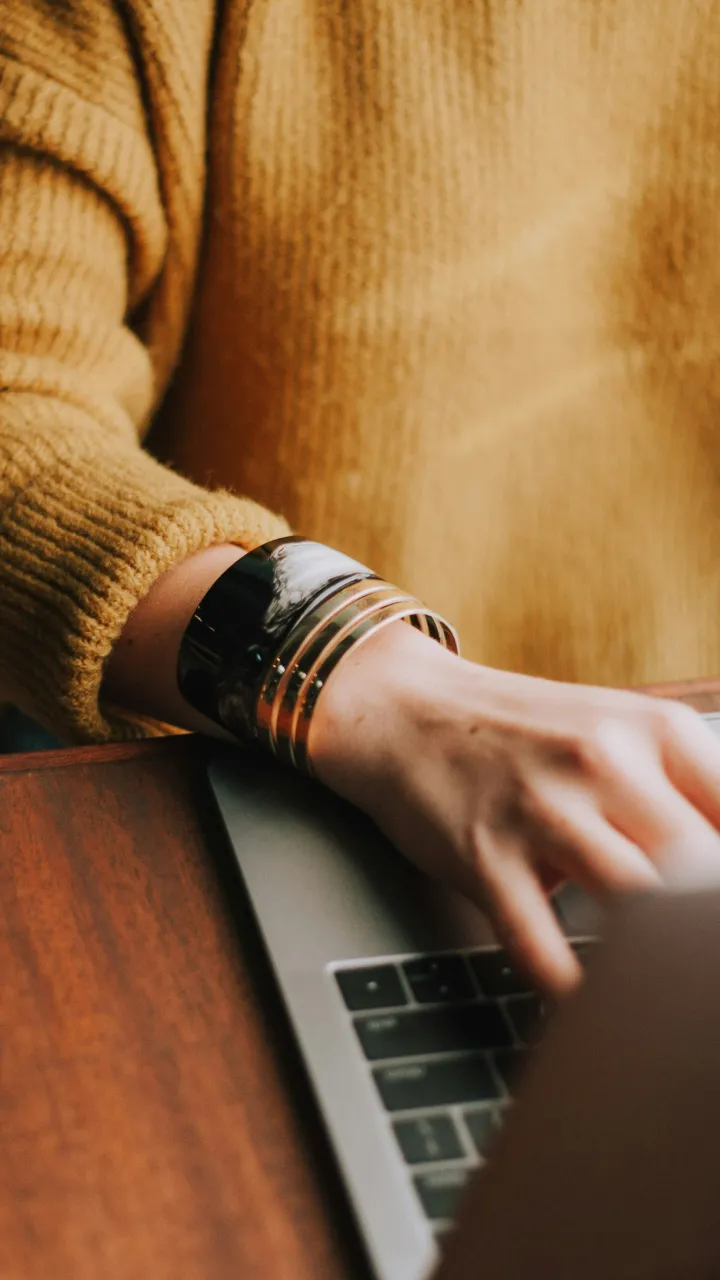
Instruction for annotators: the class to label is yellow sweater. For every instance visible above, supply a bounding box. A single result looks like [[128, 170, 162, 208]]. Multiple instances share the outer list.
[[2, 1, 720, 742]]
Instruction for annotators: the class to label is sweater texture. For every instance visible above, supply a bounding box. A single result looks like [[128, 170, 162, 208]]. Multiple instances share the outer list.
[[2, 2, 720, 739]]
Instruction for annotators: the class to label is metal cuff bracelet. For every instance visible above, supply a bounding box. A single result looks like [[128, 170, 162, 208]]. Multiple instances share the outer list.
[[177, 535, 459, 771]]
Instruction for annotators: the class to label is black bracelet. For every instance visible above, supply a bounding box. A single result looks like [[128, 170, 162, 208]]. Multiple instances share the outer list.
[[176, 536, 376, 741]]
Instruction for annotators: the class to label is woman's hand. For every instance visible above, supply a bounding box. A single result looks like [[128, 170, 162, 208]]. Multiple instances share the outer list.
[[308, 622, 720, 995], [106, 545, 720, 997]]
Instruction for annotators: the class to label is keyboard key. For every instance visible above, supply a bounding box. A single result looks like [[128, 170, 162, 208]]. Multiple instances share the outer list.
[[572, 940, 599, 969], [354, 1004, 511, 1060], [403, 955, 475, 1003], [469, 950, 533, 997], [493, 1048, 528, 1094], [335, 964, 407, 1011], [505, 995, 544, 1044], [463, 1107, 501, 1156], [393, 1113, 463, 1164], [414, 1168, 471, 1221], [374, 1055, 499, 1111]]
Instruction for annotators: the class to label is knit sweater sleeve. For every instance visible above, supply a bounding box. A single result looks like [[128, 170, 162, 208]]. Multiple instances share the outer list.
[[0, 8, 289, 742]]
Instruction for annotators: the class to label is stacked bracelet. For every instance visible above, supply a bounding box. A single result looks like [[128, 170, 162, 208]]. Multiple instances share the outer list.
[[177, 536, 459, 773], [256, 580, 457, 773]]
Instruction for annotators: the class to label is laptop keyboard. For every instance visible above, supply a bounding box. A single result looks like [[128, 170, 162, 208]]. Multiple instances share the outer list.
[[333, 941, 596, 1232]]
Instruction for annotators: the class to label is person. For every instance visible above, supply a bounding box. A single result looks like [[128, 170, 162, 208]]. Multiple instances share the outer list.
[[3, 0, 720, 1003]]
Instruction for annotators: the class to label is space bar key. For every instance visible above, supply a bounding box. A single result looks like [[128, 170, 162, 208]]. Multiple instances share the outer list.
[[374, 1054, 499, 1112]]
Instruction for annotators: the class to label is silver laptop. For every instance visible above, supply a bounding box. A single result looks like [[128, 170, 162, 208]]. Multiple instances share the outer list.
[[208, 711, 720, 1280]]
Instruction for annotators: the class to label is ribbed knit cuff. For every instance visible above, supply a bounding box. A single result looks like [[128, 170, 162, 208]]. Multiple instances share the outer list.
[[0, 406, 290, 743]]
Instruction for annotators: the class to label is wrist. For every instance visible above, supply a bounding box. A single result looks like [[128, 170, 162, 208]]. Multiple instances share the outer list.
[[308, 618, 458, 800]]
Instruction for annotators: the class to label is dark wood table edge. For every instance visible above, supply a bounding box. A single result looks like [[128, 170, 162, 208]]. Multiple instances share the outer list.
[[0, 733, 199, 773]]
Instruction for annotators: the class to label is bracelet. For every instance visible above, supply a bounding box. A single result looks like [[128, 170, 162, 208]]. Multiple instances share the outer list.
[[255, 579, 405, 751], [177, 535, 460, 766], [257, 581, 458, 773], [287, 601, 456, 775], [177, 536, 377, 741]]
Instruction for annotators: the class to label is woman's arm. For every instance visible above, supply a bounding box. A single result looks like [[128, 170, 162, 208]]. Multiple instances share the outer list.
[[8, 6, 720, 1001], [103, 542, 720, 996]]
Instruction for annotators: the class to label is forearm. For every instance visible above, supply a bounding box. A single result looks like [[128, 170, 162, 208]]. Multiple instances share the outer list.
[[103, 544, 246, 738], [102, 540, 419, 743]]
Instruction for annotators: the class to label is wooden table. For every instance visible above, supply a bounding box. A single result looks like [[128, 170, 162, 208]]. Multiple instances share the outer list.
[[1, 678, 719, 1280]]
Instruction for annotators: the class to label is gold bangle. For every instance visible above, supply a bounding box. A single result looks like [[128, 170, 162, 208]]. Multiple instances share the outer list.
[[253, 572, 459, 775], [291, 603, 459, 774], [255, 579, 402, 753], [272, 592, 414, 767], [267, 586, 408, 758]]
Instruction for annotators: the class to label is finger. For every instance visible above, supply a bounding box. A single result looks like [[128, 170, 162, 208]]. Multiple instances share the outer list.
[[473, 830, 581, 997], [529, 778, 661, 897], [536, 862, 567, 896], [657, 704, 720, 829], [585, 720, 720, 866], [614, 773, 720, 871]]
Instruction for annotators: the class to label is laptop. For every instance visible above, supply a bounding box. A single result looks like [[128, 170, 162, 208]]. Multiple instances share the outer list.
[[207, 711, 720, 1280], [434, 875, 720, 1280]]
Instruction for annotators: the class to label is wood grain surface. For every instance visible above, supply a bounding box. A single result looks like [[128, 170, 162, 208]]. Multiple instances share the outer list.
[[0, 735, 368, 1280], [1, 678, 719, 1280]]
